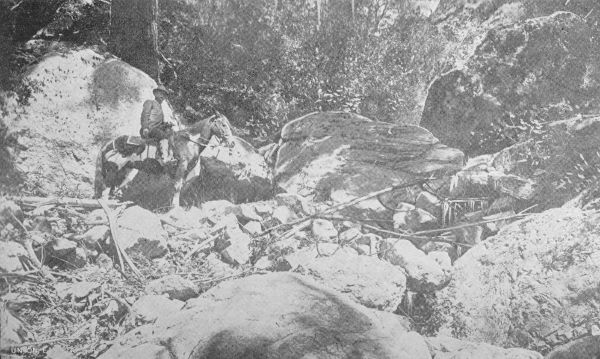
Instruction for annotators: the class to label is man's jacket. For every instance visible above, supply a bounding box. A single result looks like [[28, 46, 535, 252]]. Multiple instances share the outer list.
[[140, 99, 164, 130]]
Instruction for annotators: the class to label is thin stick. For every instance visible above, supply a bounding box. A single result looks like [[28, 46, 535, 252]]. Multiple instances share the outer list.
[[9, 337, 78, 347], [184, 232, 221, 261], [412, 213, 529, 236], [362, 224, 473, 248], [8, 196, 124, 209], [8, 212, 46, 273], [256, 180, 429, 237], [104, 290, 131, 313], [98, 200, 142, 279], [160, 217, 189, 230]]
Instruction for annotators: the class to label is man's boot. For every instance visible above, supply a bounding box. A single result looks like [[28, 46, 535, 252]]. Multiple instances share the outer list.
[[159, 139, 170, 165]]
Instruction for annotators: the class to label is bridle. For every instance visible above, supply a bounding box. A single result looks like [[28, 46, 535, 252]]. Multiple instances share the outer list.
[[179, 114, 229, 147]]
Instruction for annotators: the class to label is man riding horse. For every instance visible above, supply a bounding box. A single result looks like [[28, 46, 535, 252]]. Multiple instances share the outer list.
[[140, 85, 178, 165]]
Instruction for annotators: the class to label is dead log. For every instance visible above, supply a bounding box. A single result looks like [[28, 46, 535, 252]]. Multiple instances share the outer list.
[[6, 196, 124, 209]]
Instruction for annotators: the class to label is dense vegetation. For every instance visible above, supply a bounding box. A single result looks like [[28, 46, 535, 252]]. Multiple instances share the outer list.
[[1, 0, 599, 148], [0, 0, 449, 144]]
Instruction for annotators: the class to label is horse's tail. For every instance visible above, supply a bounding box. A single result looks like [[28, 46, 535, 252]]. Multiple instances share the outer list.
[[93, 144, 106, 199]]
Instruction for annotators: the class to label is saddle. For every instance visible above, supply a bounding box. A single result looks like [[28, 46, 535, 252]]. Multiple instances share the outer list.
[[111, 136, 146, 157]]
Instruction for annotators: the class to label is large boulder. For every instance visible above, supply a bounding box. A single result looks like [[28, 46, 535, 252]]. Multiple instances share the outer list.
[[426, 336, 542, 359], [99, 272, 431, 359], [433, 207, 600, 353], [421, 11, 600, 155], [275, 111, 464, 220], [116, 206, 168, 258], [286, 245, 408, 311], [450, 115, 600, 210], [380, 239, 449, 292], [2, 47, 157, 197], [182, 136, 273, 205]]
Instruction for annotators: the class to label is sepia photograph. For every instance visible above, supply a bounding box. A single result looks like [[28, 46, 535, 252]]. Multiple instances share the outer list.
[[1, 0, 599, 358]]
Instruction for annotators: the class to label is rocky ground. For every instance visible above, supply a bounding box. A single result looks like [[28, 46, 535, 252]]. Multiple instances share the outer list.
[[3, 2, 600, 358], [3, 110, 600, 359]]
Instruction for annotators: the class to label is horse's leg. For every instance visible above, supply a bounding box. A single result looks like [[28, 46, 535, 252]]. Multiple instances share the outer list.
[[102, 187, 112, 200], [117, 168, 139, 193], [172, 160, 188, 208]]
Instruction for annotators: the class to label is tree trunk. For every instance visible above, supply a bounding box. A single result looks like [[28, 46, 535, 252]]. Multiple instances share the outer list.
[[109, 0, 160, 81]]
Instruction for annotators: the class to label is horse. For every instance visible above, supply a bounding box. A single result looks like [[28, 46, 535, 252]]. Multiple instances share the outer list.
[[94, 113, 234, 208]]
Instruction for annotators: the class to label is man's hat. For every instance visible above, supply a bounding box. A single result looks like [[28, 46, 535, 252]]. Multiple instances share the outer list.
[[153, 85, 170, 95]]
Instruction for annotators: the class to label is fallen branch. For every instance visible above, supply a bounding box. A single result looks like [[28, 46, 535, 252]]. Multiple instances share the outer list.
[[257, 179, 430, 237], [362, 224, 473, 248], [7, 196, 126, 209], [9, 336, 78, 347], [412, 212, 530, 236], [98, 200, 142, 279], [7, 212, 55, 280], [184, 232, 222, 261], [160, 217, 190, 230]]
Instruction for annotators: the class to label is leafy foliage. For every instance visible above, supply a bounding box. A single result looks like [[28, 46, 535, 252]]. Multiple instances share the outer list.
[[159, 0, 449, 143]]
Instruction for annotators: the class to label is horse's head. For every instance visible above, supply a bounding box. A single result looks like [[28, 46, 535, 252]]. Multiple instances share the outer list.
[[209, 113, 234, 148]]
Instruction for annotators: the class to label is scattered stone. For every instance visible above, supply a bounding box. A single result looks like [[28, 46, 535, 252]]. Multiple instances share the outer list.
[[96, 253, 113, 270], [199, 136, 274, 203], [46, 345, 76, 359], [393, 203, 416, 230], [415, 191, 441, 217], [55, 281, 100, 300], [0, 304, 25, 348], [0, 241, 27, 272], [1, 293, 39, 311], [420, 241, 453, 255], [163, 206, 204, 229], [99, 273, 429, 359], [406, 208, 438, 231], [211, 213, 239, 231], [46, 238, 87, 268], [275, 193, 310, 215], [287, 245, 407, 311], [358, 232, 380, 246], [204, 253, 236, 278], [116, 206, 168, 259], [354, 244, 371, 255], [28, 216, 53, 233], [0, 200, 23, 226], [198, 200, 239, 218], [220, 233, 252, 266], [545, 336, 600, 359], [339, 227, 362, 244], [236, 203, 262, 222], [271, 205, 297, 224], [131, 295, 184, 323], [425, 336, 542, 359], [380, 239, 448, 292], [453, 225, 484, 246], [311, 219, 338, 242], [253, 256, 272, 270], [242, 220, 262, 235], [214, 226, 251, 266], [485, 196, 517, 215], [251, 201, 275, 216], [85, 209, 108, 224], [145, 275, 199, 301], [78, 225, 110, 248], [30, 204, 55, 217], [483, 210, 516, 234]]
